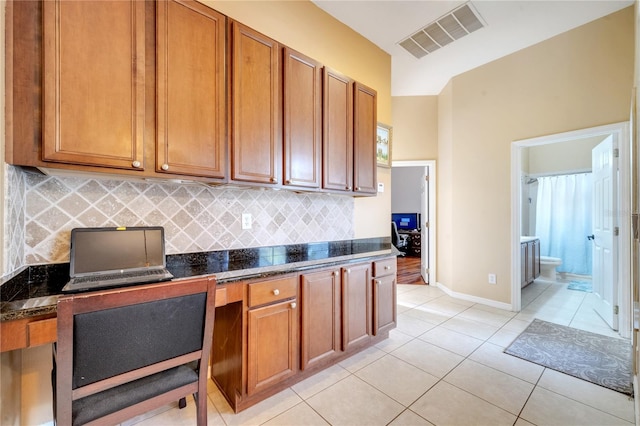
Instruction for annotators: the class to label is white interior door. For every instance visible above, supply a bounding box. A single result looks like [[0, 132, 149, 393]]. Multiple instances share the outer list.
[[421, 167, 429, 284], [592, 135, 618, 330]]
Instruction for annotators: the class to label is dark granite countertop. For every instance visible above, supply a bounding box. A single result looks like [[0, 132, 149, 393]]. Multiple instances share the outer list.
[[1, 238, 397, 322]]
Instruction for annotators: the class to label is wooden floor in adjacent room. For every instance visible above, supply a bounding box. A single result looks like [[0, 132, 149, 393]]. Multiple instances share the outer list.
[[396, 255, 426, 285]]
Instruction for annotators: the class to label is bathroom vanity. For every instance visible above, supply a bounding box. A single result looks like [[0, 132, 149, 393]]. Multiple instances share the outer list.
[[520, 237, 541, 288]]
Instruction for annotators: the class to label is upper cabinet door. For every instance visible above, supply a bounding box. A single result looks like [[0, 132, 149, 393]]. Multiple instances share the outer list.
[[42, 0, 146, 170], [353, 82, 377, 194], [323, 68, 353, 192], [231, 21, 281, 184], [283, 48, 322, 189], [156, 0, 227, 179]]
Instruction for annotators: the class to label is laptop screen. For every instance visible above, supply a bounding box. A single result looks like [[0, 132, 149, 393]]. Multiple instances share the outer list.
[[71, 227, 166, 276]]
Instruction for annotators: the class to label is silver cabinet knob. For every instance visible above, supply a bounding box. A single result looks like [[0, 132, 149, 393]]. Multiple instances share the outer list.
[[384, 265, 391, 270], [290, 302, 297, 309], [273, 289, 280, 296], [161, 163, 169, 171], [270, 177, 277, 183], [346, 269, 351, 274], [132, 160, 141, 168], [355, 187, 361, 191]]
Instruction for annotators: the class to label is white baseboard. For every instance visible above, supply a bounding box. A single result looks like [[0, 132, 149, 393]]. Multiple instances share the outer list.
[[434, 282, 514, 312]]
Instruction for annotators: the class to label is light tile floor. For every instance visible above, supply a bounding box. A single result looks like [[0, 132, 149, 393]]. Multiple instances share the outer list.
[[126, 278, 635, 426]]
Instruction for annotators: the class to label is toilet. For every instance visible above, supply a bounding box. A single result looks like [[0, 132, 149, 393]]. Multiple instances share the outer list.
[[539, 256, 562, 281]]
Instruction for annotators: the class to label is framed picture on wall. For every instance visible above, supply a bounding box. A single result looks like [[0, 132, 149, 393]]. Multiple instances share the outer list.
[[377, 123, 392, 168]]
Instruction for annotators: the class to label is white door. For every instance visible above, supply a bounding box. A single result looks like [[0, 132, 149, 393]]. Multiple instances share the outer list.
[[592, 135, 618, 330], [421, 167, 429, 284]]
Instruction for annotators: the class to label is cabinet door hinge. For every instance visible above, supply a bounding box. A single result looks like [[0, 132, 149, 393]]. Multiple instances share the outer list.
[[614, 305, 619, 315], [425, 175, 429, 182], [614, 227, 619, 236], [614, 148, 619, 158], [424, 221, 429, 228]]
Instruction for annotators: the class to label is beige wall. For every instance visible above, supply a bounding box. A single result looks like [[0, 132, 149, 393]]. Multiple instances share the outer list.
[[437, 82, 454, 289], [436, 7, 633, 303], [391, 96, 438, 161], [527, 136, 606, 176], [209, 0, 393, 238]]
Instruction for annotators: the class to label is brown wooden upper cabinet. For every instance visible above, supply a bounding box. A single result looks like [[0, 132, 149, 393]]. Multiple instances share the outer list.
[[42, 0, 146, 170], [353, 82, 378, 194], [322, 68, 354, 192], [283, 48, 322, 189], [322, 69, 378, 194], [230, 21, 281, 185], [156, 0, 227, 179]]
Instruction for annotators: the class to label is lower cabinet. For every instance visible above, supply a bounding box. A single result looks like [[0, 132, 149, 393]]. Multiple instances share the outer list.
[[521, 239, 541, 287], [341, 262, 372, 351], [247, 299, 298, 395], [246, 276, 298, 395], [373, 258, 397, 335], [212, 256, 397, 413], [300, 268, 341, 370]]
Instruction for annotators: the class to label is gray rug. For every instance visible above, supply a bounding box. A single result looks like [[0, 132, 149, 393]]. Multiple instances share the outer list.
[[504, 319, 633, 396]]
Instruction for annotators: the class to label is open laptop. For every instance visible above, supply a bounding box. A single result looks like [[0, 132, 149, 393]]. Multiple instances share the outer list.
[[62, 226, 174, 293]]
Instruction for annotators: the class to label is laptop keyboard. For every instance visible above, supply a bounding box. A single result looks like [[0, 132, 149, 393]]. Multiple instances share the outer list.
[[73, 269, 166, 284]]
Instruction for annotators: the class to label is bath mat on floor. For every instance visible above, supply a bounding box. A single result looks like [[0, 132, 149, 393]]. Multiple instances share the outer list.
[[504, 319, 633, 396], [567, 280, 592, 292]]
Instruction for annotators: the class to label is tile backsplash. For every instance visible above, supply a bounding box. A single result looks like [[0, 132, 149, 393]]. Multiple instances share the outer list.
[[4, 166, 354, 274]]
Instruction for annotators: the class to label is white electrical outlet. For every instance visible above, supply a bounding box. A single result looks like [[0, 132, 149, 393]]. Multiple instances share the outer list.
[[488, 273, 497, 284], [241, 213, 252, 230]]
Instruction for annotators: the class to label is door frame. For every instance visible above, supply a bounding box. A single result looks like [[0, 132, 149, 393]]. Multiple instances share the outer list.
[[391, 160, 436, 284], [510, 122, 631, 338]]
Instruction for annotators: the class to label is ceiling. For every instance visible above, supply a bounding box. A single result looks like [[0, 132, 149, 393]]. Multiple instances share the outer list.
[[312, 0, 634, 96]]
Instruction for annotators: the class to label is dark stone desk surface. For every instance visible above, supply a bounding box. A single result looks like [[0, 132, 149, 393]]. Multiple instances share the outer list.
[[1, 238, 396, 322]]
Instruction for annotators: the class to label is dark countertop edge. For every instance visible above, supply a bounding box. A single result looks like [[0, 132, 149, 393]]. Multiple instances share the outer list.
[[2, 240, 399, 322]]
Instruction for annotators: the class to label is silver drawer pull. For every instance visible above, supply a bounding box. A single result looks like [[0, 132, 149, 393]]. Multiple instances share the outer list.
[[290, 302, 297, 309], [273, 289, 280, 296]]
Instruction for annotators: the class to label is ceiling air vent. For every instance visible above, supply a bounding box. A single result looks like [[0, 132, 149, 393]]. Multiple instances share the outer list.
[[399, 2, 485, 59]]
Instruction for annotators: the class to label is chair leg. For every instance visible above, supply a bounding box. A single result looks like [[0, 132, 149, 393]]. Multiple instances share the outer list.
[[194, 392, 206, 426], [178, 397, 187, 409]]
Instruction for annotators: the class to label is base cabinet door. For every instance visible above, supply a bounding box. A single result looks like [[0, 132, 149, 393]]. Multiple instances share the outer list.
[[373, 274, 396, 335], [247, 299, 298, 395], [341, 263, 372, 351], [300, 269, 341, 370]]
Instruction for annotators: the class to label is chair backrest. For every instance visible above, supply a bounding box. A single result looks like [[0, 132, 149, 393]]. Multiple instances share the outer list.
[[391, 221, 401, 245], [55, 277, 216, 426]]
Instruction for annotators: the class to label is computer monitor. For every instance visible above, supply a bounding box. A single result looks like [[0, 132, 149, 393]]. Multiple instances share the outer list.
[[392, 213, 419, 231]]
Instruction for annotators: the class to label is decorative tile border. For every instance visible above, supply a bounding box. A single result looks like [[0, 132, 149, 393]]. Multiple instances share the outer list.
[[4, 166, 354, 273]]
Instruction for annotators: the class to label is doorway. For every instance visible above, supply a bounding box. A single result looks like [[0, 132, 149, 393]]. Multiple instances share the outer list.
[[511, 122, 631, 339], [391, 160, 436, 285]]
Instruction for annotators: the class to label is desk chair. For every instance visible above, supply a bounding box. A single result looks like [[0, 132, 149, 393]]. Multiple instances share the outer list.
[[391, 222, 409, 254], [53, 277, 216, 426]]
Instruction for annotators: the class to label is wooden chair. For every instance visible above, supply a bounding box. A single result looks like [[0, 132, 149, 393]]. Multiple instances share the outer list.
[[53, 277, 216, 426]]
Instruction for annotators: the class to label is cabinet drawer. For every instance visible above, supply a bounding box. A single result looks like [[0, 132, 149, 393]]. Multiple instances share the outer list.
[[248, 276, 298, 307], [27, 317, 57, 347], [373, 258, 396, 277]]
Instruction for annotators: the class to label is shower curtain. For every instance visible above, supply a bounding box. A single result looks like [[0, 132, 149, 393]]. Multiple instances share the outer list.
[[535, 173, 592, 275]]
